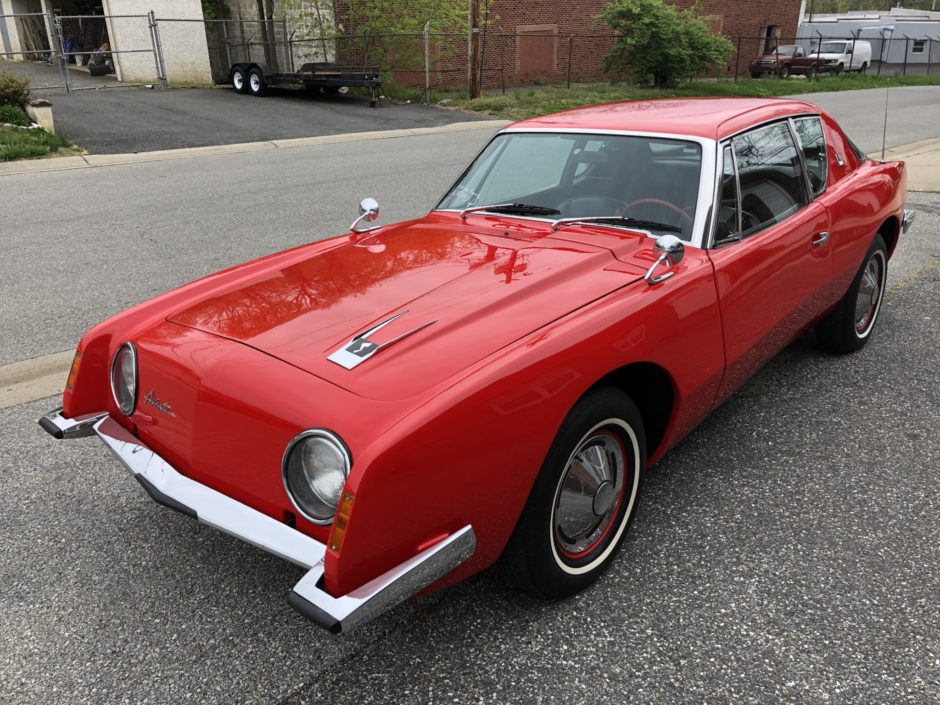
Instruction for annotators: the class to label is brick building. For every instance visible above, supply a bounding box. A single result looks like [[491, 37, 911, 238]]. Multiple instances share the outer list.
[[337, 0, 805, 88], [484, 0, 805, 85]]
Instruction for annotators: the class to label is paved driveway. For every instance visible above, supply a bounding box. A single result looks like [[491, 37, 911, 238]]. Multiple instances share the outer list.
[[24, 81, 482, 154]]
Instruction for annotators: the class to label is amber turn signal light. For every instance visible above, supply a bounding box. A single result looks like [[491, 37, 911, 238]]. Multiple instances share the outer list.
[[65, 350, 82, 392], [328, 492, 355, 553]]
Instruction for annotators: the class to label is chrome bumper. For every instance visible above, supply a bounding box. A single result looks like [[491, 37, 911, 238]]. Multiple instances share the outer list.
[[902, 208, 916, 234], [39, 409, 476, 633]]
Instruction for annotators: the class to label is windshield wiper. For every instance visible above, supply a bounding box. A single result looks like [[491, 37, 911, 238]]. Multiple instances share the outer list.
[[551, 216, 683, 234], [460, 202, 561, 220]]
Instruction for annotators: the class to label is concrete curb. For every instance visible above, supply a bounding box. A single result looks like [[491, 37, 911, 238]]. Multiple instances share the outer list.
[[0, 120, 511, 177], [0, 350, 73, 411]]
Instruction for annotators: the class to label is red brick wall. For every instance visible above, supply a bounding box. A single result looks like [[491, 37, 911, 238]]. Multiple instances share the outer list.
[[334, 0, 804, 88]]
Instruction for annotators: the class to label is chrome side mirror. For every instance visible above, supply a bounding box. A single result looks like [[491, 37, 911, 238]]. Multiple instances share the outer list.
[[644, 234, 684, 285], [350, 197, 380, 233]]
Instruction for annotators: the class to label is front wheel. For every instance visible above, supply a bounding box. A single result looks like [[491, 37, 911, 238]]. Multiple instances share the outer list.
[[779, 63, 791, 79], [807, 64, 818, 81], [816, 234, 888, 354], [501, 387, 645, 598]]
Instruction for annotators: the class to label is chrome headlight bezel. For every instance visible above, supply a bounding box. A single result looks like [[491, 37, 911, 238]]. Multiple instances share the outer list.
[[110, 342, 138, 416], [282, 429, 351, 525]]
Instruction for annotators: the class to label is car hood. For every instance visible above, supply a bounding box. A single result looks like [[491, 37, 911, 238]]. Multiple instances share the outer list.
[[168, 216, 647, 400]]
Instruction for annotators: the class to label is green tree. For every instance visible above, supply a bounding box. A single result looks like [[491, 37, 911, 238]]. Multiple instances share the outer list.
[[599, 0, 734, 87]]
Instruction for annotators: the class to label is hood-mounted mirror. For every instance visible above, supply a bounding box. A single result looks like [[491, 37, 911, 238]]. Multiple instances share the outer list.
[[644, 234, 685, 285], [350, 198, 380, 233]]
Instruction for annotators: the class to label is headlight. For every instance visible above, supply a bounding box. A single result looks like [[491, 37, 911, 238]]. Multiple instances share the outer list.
[[282, 430, 351, 524], [110, 343, 137, 416]]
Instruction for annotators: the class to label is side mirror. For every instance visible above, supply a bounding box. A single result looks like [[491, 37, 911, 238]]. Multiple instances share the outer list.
[[644, 234, 684, 285], [350, 197, 380, 233]]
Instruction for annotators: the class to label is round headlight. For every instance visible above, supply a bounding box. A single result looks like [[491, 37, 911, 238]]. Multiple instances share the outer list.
[[110, 343, 137, 416], [282, 430, 351, 524]]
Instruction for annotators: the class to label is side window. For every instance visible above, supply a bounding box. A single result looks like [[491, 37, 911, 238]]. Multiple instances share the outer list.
[[792, 116, 827, 197], [732, 122, 808, 237], [715, 145, 740, 244]]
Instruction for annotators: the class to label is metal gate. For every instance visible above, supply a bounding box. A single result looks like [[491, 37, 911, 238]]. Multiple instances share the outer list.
[[0, 11, 165, 92]]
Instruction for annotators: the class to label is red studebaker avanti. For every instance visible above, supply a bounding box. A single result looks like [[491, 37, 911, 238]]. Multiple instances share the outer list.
[[41, 98, 914, 633]]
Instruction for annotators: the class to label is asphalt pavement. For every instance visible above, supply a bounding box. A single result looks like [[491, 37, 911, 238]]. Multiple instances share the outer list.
[[39, 85, 485, 155], [1, 89, 939, 704]]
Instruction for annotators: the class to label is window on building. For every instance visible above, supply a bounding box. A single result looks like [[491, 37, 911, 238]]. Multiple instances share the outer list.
[[911, 40, 927, 55]]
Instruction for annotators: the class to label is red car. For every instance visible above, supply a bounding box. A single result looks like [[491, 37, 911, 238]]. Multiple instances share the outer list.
[[749, 45, 819, 79], [40, 98, 914, 633]]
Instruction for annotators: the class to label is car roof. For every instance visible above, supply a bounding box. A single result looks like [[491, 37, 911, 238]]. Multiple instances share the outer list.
[[507, 97, 823, 141]]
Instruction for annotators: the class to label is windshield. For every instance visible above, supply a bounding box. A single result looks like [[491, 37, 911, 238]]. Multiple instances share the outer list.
[[819, 42, 847, 54], [770, 45, 798, 56], [437, 132, 703, 241]]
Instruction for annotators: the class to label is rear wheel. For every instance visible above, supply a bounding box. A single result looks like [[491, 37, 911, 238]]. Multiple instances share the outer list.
[[816, 234, 888, 354], [859, 61, 869, 74], [231, 67, 248, 94], [501, 386, 645, 598], [248, 67, 266, 96]]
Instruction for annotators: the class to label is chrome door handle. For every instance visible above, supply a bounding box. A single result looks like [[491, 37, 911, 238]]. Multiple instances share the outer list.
[[811, 231, 830, 247]]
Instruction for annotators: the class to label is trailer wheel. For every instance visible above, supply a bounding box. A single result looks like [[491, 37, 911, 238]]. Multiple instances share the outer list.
[[248, 68, 267, 96], [231, 67, 249, 94]]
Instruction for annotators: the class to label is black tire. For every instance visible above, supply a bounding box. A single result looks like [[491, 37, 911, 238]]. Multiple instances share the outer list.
[[779, 63, 791, 79], [750, 71, 762, 79], [816, 234, 888, 354], [231, 67, 249, 94], [247, 67, 267, 96], [859, 61, 869, 74], [835, 63, 844, 75], [501, 386, 645, 598]]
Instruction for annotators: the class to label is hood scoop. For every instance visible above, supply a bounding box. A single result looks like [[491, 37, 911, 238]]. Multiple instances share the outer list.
[[327, 310, 437, 370]]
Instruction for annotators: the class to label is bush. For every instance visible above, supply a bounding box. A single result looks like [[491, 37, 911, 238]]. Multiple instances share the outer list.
[[0, 104, 30, 127], [0, 72, 30, 107], [599, 0, 734, 87]]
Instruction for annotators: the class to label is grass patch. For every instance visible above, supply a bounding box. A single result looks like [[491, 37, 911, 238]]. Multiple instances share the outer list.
[[0, 126, 77, 161], [450, 73, 940, 121]]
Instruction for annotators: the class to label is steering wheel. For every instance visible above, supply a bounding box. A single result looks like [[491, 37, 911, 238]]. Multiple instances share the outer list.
[[620, 198, 694, 227], [558, 196, 629, 219]]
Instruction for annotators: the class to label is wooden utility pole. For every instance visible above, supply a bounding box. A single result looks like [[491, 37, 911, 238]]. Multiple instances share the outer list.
[[468, 0, 482, 98]]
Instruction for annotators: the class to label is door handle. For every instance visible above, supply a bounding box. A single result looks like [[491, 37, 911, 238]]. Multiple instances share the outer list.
[[811, 231, 830, 247]]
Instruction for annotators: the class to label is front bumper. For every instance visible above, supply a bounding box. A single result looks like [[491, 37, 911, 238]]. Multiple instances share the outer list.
[[40, 409, 476, 633]]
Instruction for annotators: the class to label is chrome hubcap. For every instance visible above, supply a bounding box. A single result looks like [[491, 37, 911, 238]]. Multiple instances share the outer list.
[[854, 253, 884, 335], [554, 431, 626, 557]]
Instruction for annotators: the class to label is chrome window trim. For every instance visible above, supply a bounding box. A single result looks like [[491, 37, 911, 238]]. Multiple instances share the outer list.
[[434, 128, 716, 250], [281, 428, 352, 525], [109, 342, 137, 416]]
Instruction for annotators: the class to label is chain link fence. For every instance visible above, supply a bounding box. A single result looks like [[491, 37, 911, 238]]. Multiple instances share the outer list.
[[4, 13, 940, 97], [732, 34, 940, 79], [0, 11, 163, 92]]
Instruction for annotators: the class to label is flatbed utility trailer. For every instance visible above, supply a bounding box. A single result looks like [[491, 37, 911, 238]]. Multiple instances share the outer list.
[[229, 62, 381, 107]]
